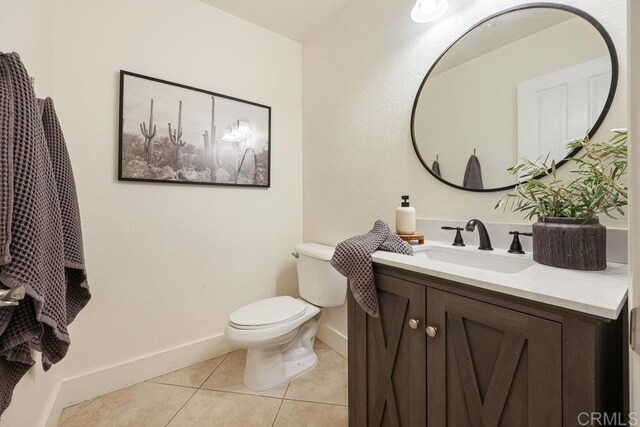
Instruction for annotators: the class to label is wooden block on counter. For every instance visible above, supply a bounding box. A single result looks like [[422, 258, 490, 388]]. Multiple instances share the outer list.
[[397, 233, 424, 244]]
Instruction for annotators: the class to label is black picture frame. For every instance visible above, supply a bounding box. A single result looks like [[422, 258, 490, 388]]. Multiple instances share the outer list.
[[410, 2, 619, 193], [118, 70, 272, 188]]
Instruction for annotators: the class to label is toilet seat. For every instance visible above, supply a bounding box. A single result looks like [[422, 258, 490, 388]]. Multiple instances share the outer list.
[[229, 296, 308, 330], [226, 298, 321, 348]]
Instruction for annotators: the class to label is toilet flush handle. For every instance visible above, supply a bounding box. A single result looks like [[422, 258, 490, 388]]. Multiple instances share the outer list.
[[291, 252, 299, 259]]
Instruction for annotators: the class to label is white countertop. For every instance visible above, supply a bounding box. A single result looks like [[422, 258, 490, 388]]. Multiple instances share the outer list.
[[372, 241, 628, 320]]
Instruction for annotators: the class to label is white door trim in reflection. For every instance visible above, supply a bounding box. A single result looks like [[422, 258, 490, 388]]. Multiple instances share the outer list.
[[517, 56, 611, 166]]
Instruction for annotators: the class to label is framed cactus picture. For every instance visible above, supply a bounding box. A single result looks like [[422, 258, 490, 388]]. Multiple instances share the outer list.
[[118, 71, 271, 187]]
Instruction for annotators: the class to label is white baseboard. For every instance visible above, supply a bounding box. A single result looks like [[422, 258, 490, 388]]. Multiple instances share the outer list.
[[36, 381, 62, 427], [45, 333, 233, 427], [316, 322, 348, 359]]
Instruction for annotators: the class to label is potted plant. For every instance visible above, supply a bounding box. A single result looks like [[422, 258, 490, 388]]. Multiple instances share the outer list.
[[496, 129, 628, 271]]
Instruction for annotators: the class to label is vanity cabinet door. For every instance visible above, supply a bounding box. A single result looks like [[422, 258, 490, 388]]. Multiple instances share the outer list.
[[426, 288, 562, 426], [349, 273, 426, 426]]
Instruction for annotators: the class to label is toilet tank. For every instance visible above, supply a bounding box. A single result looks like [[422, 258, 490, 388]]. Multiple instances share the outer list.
[[295, 243, 347, 307]]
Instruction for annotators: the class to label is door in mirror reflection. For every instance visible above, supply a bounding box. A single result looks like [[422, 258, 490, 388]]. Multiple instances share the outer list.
[[411, 5, 618, 192]]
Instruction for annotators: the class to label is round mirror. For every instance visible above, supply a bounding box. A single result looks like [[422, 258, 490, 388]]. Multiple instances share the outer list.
[[411, 4, 618, 192]]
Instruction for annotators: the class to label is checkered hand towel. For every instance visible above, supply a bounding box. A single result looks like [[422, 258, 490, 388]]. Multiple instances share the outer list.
[[331, 220, 412, 317]]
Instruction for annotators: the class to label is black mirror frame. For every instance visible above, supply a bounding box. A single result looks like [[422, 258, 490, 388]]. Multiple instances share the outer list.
[[410, 2, 619, 193]]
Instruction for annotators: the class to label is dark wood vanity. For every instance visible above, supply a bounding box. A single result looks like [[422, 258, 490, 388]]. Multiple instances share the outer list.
[[347, 1, 626, 423], [348, 264, 626, 426]]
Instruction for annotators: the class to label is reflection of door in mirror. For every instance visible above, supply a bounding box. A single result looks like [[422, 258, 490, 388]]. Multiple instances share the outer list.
[[517, 56, 611, 170], [411, 5, 617, 192]]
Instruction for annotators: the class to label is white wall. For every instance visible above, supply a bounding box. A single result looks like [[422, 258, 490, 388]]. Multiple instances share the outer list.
[[0, 0, 54, 97], [0, 0, 61, 423], [303, 0, 627, 344], [1, 0, 302, 425]]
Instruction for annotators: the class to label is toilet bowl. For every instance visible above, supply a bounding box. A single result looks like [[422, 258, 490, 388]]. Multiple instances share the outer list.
[[224, 243, 347, 392]]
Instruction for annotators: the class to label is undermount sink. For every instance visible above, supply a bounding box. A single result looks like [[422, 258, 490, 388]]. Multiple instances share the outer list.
[[413, 245, 535, 274]]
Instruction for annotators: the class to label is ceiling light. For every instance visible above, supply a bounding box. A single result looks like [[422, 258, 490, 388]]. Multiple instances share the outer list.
[[411, 0, 449, 23]]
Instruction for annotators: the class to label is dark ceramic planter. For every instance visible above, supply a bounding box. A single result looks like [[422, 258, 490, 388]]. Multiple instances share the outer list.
[[532, 217, 607, 271]]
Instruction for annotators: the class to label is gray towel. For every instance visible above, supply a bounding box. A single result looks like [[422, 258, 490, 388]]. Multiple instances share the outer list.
[[0, 52, 90, 416], [431, 160, 441, 178], [463, 154, 483, 190], [330, 220, 412, 317]]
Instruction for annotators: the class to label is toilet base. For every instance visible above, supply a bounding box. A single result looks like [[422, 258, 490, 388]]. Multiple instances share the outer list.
[[243, 318, 319, 391]]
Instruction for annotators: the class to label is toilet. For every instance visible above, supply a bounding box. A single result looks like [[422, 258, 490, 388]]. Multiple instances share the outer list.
[[225, 243, 347, 392]]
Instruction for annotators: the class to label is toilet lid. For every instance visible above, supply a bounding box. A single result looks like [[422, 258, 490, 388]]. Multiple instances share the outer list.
[[229, 296, 307, 328]]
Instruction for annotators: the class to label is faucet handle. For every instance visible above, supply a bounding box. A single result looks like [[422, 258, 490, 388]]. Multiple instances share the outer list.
[[441, 226, 465, 247], [508, 231, 532, 254]]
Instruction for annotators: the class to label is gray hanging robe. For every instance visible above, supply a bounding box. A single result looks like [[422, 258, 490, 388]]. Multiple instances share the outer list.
[[0, 52, 90, 416]]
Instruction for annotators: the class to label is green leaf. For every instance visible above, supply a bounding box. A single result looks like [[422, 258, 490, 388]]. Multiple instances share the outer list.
[[495, 129, 628, 219]]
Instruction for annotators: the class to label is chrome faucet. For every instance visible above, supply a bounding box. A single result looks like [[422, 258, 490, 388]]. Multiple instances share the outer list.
[[465, 219, 493, 251]]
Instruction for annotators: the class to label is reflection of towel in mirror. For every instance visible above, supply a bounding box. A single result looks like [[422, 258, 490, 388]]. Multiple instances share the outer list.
[[431, 160, 441, 177], [463, 154, 483, 190]]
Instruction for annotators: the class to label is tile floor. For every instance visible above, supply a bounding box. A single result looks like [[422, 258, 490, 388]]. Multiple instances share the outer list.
[[58, 340, 348, 426]]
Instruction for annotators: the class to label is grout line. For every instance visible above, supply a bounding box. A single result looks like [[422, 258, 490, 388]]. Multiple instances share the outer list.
[[271, 397, 285, 427], [335, 348, 347, 361], [282, 397, 348, 407], [197, 387, 285, 400], [323, 347, 347, 362], [146, 357, 216, 383], [164, 387, 198, 427], [146, 381, 200, 390], [272, 383, 290, 426], [316, 337, 348, 361], [57, 398, 97, 426], [198, 351, 232, 389], [317, 343, 347, 361]]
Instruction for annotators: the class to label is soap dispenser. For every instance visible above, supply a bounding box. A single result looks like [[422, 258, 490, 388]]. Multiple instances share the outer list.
[[396, 195, 416, 235]]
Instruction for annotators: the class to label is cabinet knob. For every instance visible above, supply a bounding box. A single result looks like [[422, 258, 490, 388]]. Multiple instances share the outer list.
[[426, 326, 438, 338], [408, 319, 420, 329]]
